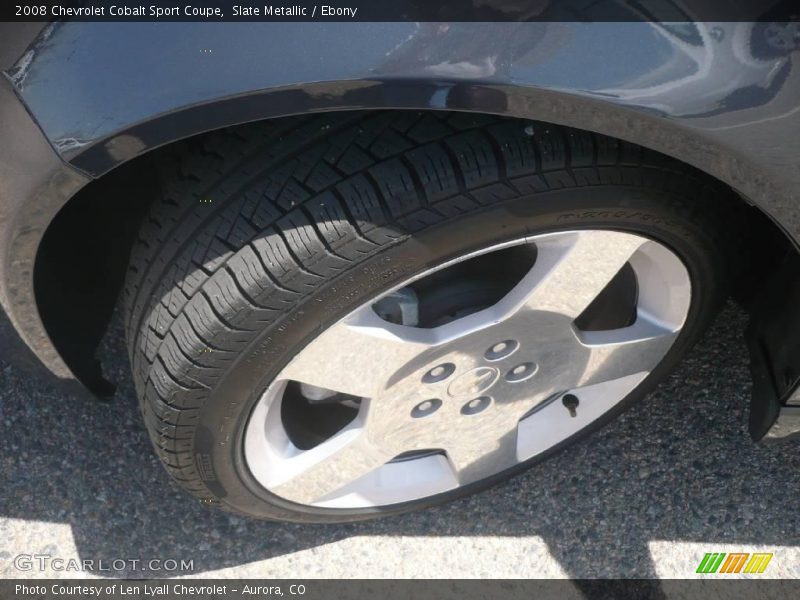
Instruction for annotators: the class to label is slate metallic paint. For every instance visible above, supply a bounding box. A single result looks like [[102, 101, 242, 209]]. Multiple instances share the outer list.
[[0, 21, 799, 410]]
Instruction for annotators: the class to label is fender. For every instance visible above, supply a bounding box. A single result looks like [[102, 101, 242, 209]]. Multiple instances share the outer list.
[[2, 21, 800, 407]]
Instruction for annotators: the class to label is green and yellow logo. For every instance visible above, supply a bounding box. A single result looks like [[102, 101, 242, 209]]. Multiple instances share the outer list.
[[696, 552, 773, 574]]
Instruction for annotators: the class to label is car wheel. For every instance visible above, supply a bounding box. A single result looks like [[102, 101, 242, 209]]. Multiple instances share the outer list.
[[124, 111, 732, 522]]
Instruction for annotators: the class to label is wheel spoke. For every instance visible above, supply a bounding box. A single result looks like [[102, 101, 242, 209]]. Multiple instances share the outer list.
[[499, 231, 647, 320], [281, 306, 435, 398], [268, 421, 396, 505], [444, 420, 519, 485], [574, 315, 678, 387], [517, 372, 647, 461]]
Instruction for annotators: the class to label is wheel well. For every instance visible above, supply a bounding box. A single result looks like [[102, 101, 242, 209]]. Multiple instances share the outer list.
[[34, 151, 160, 395], [33, 110, 796, 397]]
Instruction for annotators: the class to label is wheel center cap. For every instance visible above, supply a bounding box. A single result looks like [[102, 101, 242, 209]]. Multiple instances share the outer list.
[[447, 366, 500, 398]]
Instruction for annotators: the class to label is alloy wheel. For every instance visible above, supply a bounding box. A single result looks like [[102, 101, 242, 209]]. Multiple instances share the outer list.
[[243, 229, 691, 508]]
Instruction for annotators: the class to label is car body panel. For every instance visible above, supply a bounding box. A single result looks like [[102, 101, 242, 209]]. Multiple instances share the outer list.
[[1, 20, 799, 429], [9, 21, 800, 247], [0, 76, 88, 382]]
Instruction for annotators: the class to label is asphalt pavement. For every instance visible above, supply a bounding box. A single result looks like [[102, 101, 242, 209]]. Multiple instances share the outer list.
[[1, 303, 799, 580]]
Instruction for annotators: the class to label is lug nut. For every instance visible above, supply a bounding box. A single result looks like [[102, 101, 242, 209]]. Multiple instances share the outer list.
[[411, 398, 442, 418], [484, 339, 519, 362], [506, 362, 537, 382], [461, 396, 492, 416], [423, 363, 455, 383]]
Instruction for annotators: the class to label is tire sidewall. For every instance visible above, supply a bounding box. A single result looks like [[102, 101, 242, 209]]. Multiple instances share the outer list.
[[192, 185, 726, 522]]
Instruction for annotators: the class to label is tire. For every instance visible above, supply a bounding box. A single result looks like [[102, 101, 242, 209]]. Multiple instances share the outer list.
[[123, 111, 734, 522]]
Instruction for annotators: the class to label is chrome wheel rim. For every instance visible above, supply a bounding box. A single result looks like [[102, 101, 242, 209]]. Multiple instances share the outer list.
[[244, 230, 691, 508]]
